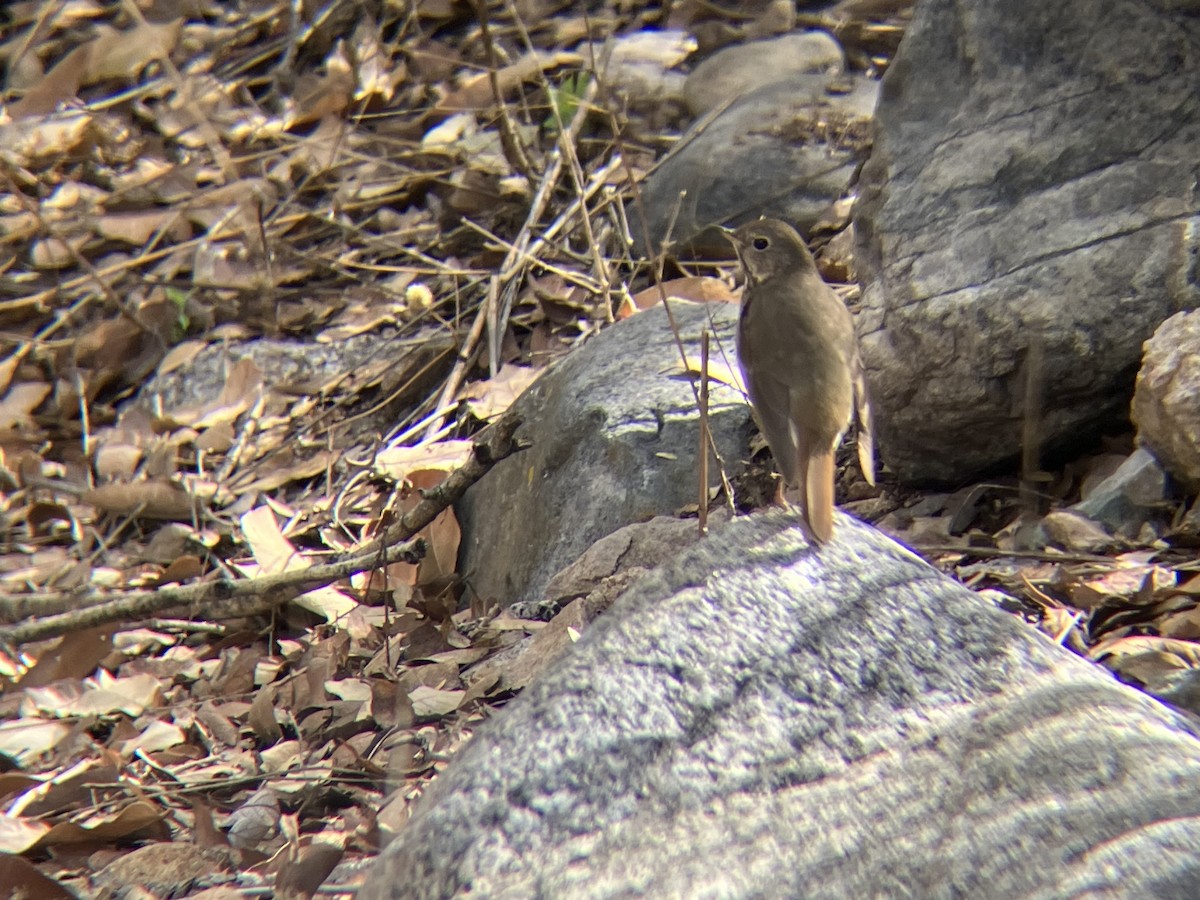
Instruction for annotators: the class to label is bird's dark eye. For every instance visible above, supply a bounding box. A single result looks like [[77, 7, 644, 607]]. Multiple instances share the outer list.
[[752, 237, 769, 251]]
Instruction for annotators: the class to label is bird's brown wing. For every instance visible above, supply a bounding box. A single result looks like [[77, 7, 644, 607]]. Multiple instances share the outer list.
[[740, 365, 801, 487], [852, 352, 876, 486]]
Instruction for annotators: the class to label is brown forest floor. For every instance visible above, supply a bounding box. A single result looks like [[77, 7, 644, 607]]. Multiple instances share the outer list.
[[0, 1, 1198, 896]]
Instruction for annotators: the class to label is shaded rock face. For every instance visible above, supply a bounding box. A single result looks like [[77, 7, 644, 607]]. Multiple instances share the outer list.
[[361, 514, 1200, 899], [456, 301, 749, 606], [855, 0, 1200, 485]]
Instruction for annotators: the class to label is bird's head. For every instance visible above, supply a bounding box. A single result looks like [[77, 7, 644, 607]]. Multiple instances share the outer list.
[[722, 218, 817, 284]]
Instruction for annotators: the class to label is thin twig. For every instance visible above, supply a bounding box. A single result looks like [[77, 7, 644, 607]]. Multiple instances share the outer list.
[[1020, 336, 1045, 524], [425, 283, 494, 439], [913, 545, 1114, 563], [471, 0, 534, 180], [484, 49, 596, 372], [698, 329, 710, 536], [459, 218, 603, 293], [592, 47, 738, 511], [527, 156, 624, 258], [504, 3, 612, 312]]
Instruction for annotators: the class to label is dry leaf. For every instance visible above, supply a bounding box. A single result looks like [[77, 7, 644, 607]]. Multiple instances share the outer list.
[[156, 340, 208, 377], [418, 508, 461, 586], [0, 852, 75, 898], [30, 234, 91, 269], [0, 111, 93, 158], [375, 440, 473, 482], [95, 209, 190, 245], [18, 627, 114, 688], [228, 450, 337, 496], [163, 357, 263, 430], [84, 481, 199, 521], [153, 554, 204, 586], [227, 786, 281, 849], [435, 51, 580, 114], [408, 685, 464, 719], [0, 383, 51, 439], [274, 836, 346, 899], [238, 506, 358, 621], [9, 47, 89, 119], [673, 355, 746, 394], [1090, 634, 1200, 668], [0, 719, 73, 765], [460, 365, 542, 421], [83, 20, 183, 85], [40, 800, 165, 848], [1160, 606, 1200, 640], [248, 687, 284, 746], [621, 276, 738, 318], [23, 672, 162, 718]]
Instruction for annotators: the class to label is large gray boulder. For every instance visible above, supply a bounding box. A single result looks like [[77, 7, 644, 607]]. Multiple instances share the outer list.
[[856, 0, 1200, 484], [362, 513, 1200, 899]]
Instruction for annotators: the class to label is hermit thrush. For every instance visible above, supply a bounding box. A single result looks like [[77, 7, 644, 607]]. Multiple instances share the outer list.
[[725, 218, 875, 542]]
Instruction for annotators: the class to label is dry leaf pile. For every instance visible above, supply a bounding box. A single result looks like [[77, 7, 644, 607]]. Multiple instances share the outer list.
[[0, 0, 918, 892], [4, 0, 1190, 896]]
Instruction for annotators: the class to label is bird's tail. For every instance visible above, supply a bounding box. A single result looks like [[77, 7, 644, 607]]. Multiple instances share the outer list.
[[803, 451, 836, 543]]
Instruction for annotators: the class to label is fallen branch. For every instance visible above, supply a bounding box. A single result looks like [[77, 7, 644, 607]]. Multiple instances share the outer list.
[[0, 414, 526, 647]]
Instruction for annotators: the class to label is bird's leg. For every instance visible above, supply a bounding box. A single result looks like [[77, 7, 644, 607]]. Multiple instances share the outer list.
[[772, 477, 789, 507]]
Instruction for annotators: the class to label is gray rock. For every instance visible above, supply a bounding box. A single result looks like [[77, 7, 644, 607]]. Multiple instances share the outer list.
[[630, 75, 878, 255], [464, 516, 715, 695], [1177, 496, 1200, 545], [683, 31, 845, 116], [361, 513, 1200, 899], [1148, 667, 1200, 721], [1133, 310, 1200, 491], [456, 301, 749, 606], [1038, 508, 1118, 554], [855, 0, 1200, 484], [601, 29, 696, 109], [508, 514, 709, 621], [1073, 446, 1172, 537], [92, 843, 236, 896], [139, 329, 449, 419]]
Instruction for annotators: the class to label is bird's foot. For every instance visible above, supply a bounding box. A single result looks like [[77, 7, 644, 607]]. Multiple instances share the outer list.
[[771, 480, 791, 508]]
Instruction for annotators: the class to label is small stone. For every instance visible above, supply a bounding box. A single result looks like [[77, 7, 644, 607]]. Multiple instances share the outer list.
[[631, 75, 878, 253], [1039, 510, 1114, 554], [604, 29, 696, 107], [1072, 447, 1171, 538], [1133, 310, 1200, 491], [683, 32, 845, 116], [842, 495, 897, 520]]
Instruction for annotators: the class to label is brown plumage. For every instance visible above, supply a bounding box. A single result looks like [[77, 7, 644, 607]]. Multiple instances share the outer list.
[[726, 218, 875, 543]]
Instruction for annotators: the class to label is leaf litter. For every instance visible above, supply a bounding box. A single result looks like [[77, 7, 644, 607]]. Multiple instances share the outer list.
[[4, 1, 1190, 896]]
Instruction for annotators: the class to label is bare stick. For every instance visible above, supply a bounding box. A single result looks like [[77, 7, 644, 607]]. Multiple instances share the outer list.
[[1020, 336, 1045, 524], [699, 329, 710, 536], [472, 0, 534, 180], [425, 281, 494, 440]]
